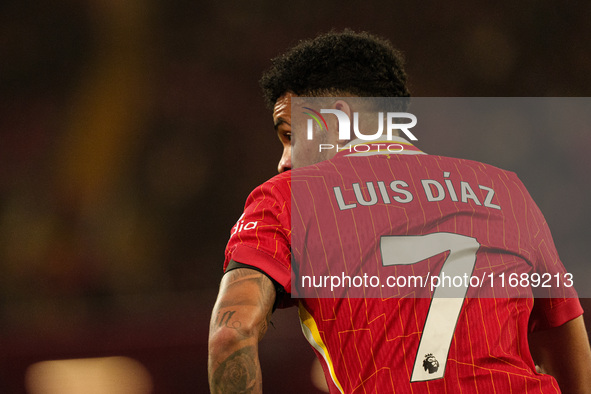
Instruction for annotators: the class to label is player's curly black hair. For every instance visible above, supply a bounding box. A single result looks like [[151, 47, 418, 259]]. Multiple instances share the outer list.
[[260, 29, 410, 109]]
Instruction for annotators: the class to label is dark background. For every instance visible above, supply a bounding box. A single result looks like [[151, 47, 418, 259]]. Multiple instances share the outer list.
[[0, 1, 590, 392]]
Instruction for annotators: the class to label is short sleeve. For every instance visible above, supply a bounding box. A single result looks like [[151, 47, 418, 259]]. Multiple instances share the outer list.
[[521, 179, 583, 330], [529, 297, 583, 332], [224, 173, 292, 293]]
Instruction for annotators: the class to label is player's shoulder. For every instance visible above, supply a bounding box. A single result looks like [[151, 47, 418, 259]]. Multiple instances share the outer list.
[[263, 170, 291, 186], [422, 154, 521, 179], [250, 171, 291, 197], [430, 155, 538, 204], [326, 150, 521, 180]]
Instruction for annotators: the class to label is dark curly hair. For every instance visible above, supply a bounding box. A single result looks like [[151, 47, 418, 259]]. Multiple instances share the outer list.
[[260, 29, 410, 109]]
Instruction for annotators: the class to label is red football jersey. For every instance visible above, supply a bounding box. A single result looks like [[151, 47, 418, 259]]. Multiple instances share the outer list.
[[224, 138, 582, 393]]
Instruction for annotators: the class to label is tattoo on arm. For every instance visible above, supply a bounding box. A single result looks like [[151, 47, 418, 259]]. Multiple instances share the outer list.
[[211, 345, 261, 394], [213, 268, 276, 339], [209, 268, 276, 393], [215, 310, 242, 330]]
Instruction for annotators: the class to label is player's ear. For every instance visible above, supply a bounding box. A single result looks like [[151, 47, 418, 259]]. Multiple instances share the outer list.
[[333, 99, 353, 119], [332, 99, 354, 142]]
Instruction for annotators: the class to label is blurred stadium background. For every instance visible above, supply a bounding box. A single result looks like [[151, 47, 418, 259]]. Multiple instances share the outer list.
[[0, 1, 590, 392]]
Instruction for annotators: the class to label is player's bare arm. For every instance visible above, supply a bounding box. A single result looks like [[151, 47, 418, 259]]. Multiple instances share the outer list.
[[208, 265, 276, 393], [529, 315, 591, 394]]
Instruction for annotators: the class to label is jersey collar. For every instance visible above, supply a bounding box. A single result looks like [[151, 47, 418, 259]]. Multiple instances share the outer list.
[[334, 136, 425, 158]]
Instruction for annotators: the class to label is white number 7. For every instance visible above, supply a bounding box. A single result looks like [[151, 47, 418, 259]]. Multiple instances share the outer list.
[[380, 233, 480, 382]]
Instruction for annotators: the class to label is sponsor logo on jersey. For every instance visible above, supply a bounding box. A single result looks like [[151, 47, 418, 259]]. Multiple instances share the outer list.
[[231, 213, 258, 235]]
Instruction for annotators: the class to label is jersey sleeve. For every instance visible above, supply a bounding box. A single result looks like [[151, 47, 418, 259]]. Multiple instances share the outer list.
[[518, 176, 584, 331], [224, 174, 292, 295]]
